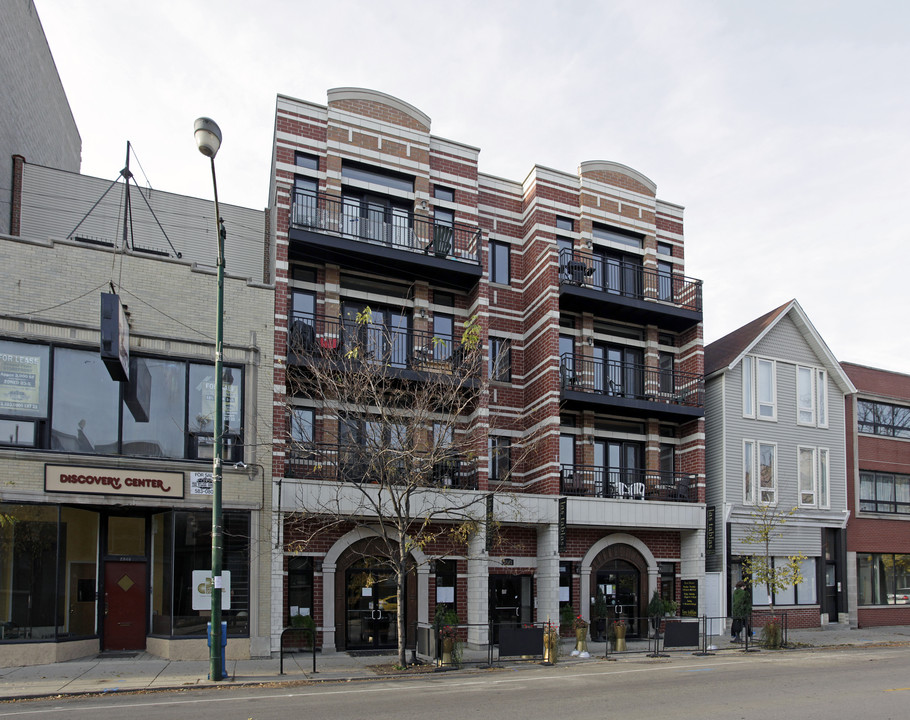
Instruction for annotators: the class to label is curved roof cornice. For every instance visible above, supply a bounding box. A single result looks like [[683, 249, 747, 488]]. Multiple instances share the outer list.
[[327, 87, 431, 129], [579, 160, 657, 195]]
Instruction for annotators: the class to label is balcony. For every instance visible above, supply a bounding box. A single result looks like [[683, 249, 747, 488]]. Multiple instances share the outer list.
[[286, 443, 478, 489], [558, 249, 702, 331], [560, 465, 696, 503], [287, 312, 480, 380], [560, 353, 704, 421], [288, 189, 483, 290]]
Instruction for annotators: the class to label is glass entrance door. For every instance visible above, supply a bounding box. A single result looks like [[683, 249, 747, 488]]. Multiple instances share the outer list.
[[489, 575, 533, 643], [345, 561, 399, 650], [593, 559, 641, 639]]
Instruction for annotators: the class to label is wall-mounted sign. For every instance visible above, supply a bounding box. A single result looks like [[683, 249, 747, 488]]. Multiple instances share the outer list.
[[190, 471, 214, 495], [558, 496, 567, 553], [45, 464, 184, 499], [705, 505, 716, 555], [0, 350, 42, 411], [191, 570, 231, 610]]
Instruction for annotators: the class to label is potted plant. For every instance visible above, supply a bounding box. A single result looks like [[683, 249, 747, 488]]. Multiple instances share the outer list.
[[570, 615, 590, 657], [440, 622, 458, 665], [612, 618, 628, 652], [647, 591, 665, 638], [543, 621, 560, 664]]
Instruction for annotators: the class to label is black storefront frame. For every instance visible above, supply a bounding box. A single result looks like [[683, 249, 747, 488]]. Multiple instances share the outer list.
[[0, 502, 251, 644], [0, 337, 244, 463]]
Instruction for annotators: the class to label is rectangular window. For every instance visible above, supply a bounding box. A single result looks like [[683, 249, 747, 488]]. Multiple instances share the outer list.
[[859, 471, 910, 514], [490, 241, 510, 284], [592, 224, 643, 249], [743, 440, 755, 504], [489, 436, 511, 482], [341, 161, 414, 193], [434, 185, 455, 202], [796, 558, 817, 604], [818, 448, 829, 509], [742, 356, 754, 417], [817, 370, 828, 427], [435, 559, 458, 612], [287, 557, 314, 625], [657, 242, 673, 256], [747, 556, 818, 605], [295, 152, 319, 170], [489, 337, 511, 382], [759, 442, 776, 504], [798, 446, 816, 506], [559, 562, 573, 606], [857, 553, 910, 605], [14, 342, 245, 461], [757, 359, 776, 419], [797, 366, 815, 425], [433, 314, 454, 361], [556, 216, 574, 232], [857, 399, 910, 437]]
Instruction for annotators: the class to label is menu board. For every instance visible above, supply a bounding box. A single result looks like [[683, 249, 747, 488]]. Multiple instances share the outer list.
[[680, 579, 698, 617]]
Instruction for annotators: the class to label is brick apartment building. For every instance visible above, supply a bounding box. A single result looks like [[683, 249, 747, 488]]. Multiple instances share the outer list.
[[842, 362, 910, 627], [269, 88, 706, 653]]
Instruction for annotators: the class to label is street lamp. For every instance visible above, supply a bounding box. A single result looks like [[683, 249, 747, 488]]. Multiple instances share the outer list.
[[194, 116, 226, 682]]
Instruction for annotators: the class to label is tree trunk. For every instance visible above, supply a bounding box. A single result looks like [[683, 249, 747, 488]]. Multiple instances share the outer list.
[[397, 547, 407, 667]]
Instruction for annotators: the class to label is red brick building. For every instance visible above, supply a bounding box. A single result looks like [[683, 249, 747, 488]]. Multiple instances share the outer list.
[[842, 362, 910, 627], [268, 88, 705, 653]]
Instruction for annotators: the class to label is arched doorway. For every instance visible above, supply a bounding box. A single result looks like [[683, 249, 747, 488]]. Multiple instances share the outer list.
[[589, 544, 648, 640], [333, 538, 418, 651]]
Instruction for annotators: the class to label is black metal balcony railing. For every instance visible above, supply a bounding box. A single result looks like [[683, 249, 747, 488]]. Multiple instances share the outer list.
[[291, 189, 482, 264], [560, 464, 696, 502], [558, 249, 702, 313], [288, 312, 478, 376], [286, 443, 478, 489], [560, 354, 704, 407]]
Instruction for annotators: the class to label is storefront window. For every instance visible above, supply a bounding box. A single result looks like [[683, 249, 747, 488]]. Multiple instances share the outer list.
[[169, 511, 250, 637], [60, 506, 99, 638], [287, 557, 314, 624], [857, 553, 910, 605], [436, 559, 457, 615], [151, 512, 173, 635], [559, 562, 572, 609], [0, 341, 50, 448]]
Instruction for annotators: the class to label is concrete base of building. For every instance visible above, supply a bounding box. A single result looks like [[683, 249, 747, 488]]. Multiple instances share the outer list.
[[0, 638, 99, 668], [146, 636, 252, 661]]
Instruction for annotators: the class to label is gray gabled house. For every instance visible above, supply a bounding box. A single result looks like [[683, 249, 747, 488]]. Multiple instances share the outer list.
[[704, 300, 855, 627]]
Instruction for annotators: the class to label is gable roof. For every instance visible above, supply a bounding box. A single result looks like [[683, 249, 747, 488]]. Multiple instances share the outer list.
[[704, 299, 855, 395]]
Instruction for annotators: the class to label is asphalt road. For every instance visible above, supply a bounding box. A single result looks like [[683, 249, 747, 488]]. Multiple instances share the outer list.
[[2, 646, 908, 720]]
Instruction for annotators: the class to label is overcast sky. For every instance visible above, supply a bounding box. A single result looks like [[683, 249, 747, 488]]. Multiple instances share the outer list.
[[35, 0, 910, 373]]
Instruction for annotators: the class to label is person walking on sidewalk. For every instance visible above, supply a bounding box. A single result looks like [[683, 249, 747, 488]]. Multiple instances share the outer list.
[[731, 580, 751, 642]]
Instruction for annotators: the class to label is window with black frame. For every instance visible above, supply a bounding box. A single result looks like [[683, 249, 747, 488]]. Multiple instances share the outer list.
[[860, 471, 910, 514], [489, 337, 511, 382], [0, 339, 242, 461], [489, 241, 510, 284], [489, 436, 511, 482]]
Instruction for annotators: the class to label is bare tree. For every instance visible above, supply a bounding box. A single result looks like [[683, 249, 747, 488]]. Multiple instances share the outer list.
[[282, 308, 531, 666]]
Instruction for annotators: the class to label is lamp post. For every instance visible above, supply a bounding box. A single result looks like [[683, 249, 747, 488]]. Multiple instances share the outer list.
[[194, 116, 226, 682]]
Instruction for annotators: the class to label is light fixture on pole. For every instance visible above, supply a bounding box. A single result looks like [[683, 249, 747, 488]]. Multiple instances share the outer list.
[[195, 116, 226, 682]]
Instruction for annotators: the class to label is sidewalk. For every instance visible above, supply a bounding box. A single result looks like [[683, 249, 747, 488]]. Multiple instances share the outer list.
[[2, 624, 908, 701]]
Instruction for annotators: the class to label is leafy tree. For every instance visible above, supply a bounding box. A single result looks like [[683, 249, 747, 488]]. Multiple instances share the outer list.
[[283, 308, 531, 666], [740, 503, 806, 611]]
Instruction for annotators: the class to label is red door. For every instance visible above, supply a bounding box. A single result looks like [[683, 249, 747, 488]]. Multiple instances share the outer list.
[[103, 562, 147, 651]]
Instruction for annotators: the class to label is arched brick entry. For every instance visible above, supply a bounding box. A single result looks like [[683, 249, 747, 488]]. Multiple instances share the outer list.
[[589, 542, 649, 637], [333, 537, 419, 651]]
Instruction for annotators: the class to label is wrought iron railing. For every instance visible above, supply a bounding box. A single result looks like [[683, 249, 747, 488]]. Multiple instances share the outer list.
[[558, 249, 702, 313], [288, 312, 478, 376], [291, 189, 482, 264], [560, 353, 704, 407], [286, 443, 478, 489], [560, 464, 696, 502]]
